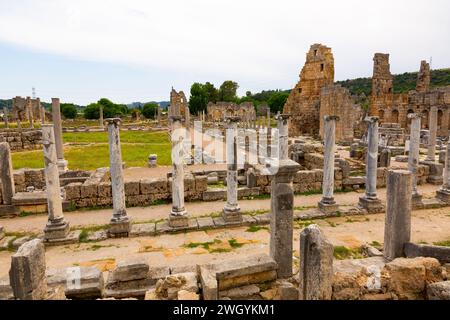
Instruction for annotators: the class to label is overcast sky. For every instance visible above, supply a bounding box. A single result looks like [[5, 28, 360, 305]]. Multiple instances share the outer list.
[[0, 0, 449, 105]]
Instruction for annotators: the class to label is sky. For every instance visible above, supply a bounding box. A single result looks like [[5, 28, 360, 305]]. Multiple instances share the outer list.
[[0, 0, 449, 105]]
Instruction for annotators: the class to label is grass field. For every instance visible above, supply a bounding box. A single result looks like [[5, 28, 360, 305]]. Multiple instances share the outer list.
[[11, 130, 172, 170]]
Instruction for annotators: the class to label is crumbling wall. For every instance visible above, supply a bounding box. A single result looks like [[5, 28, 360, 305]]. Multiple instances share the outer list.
[[207, 101, 256, 122], [0, 129, 42, 151]]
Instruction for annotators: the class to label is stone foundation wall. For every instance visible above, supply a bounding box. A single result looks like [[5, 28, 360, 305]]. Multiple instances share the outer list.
[[0, 129, 42, 151]]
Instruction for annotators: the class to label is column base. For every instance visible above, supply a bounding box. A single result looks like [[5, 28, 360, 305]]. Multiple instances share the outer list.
[[412, 193, 424, 210], [222, 204, 242, 223], [57, 159, 68, 173], [44, 219, 70, 240], [108, 217, 131, 238], [169, 213, 189, 228], [436, 189, 450, 204], [318, 199, 339, 213], [358, 196, 385, 214]]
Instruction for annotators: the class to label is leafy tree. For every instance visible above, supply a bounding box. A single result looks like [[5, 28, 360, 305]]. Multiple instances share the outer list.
[[142, 103, 158, 119], [204, 82, 218, 104], [84, 98, 128, 119], [268, 92, 289, 114], [218, 81, 239, 102], [84, 103, 100, 119], [189, 83, 209, 115], [60, 103, 77, 119]]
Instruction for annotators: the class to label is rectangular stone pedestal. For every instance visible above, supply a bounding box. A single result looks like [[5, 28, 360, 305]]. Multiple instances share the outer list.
[[436, 189, 450, 204], [412, 193, 424, 210], [44, 230, 81, 246], [358, 197, 385, 214], [318, 201, 339, 213], [44, 222, 70, 240], [222, 209, 243, 223], [108, 220, 131, 238], [168, 214, 189, 228]]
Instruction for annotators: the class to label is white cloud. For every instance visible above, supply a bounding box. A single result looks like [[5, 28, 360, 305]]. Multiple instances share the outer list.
[[0, 0, 449, 102]]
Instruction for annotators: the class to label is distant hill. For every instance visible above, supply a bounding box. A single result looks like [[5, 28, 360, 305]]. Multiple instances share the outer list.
[[127, 101, 170, 110], [336, 68, 450, 96]]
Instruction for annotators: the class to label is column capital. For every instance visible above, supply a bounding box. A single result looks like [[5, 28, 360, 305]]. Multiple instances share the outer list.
[[275, 113, 291, 121], [364, 116, 379, 123], [407, 113, 421, 119], [323, 115, 340, 122], [105, 118, 122, 126]]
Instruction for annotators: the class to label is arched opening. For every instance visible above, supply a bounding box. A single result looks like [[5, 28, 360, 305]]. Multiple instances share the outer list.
[[379, 109, 385, 122], [392, 109, 399, 124], [421, 110, 429, 129], [438, 109, 443, 128]]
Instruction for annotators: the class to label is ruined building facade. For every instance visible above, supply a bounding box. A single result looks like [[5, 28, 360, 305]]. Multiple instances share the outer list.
[[283, 44, 358, 142], [168, 88, 189, 119], [12, 96, 45, 122], [370, 56, 450, 137], [207, 101, 256, 122]]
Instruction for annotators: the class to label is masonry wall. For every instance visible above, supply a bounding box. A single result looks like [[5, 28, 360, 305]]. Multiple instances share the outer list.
[[0, 129, 42, 151]]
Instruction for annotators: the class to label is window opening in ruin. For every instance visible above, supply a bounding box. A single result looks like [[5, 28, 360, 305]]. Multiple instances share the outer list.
[[298, 88, 302, 94], [314, 49, 317, 56], [320, 64, 324, 71]]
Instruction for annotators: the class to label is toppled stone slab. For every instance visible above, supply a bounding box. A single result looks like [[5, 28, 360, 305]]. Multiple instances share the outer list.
[[130, 223, 156, 237], [47, 266, 104, 299], [155, 272, 198, 300], [404, 242, 450, 264], [427, 281, 450, 300], [108, 258, 149, 283], [219, 284, 260, 299], [11, 236, 33, 250]]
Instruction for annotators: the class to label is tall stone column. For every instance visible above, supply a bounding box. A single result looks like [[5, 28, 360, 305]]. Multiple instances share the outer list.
[[157, 105, 161, 126], [27, 98, 34, 129], [437, 139, 450, 203], [223, 116, 242, 223], [358, 116, 384, 213], [407, 113, 423, 207], [0, 142, 15, 205], [105, 118, 131, 237], [99, 106, 104, 130], [383, 170, 412, 261], [51, 98, 68, 172], [426, 106, 438, 162], [276, 114, 290, 160], [169, 116, 189, 227], [3, 107, 9, 128], [269, 158, 301, 278], [318, 116, 339, 213], [41, 124, 70, 240]]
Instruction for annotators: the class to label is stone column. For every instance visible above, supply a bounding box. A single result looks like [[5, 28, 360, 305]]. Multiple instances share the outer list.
[[276, 114, 290, 160], [51, 98, 68, 172], [105, 118, 131, 237], [157, 104, 161, 126], [269, 158, 301, 278], [407, 113, 423, 206], [193, 120, 203, 164], [223, 116, 242, 223], [169, 116, 189, 227], [299, 224, 333, 300], [318, 115, 339, 213], [99, 106, 104, 130], [426, 106, 438, 162], [41, 124, 70, 240], [383, 170, 412, 261], [358, 116, 384, 213], [27, 98, 34, 129], [3, 107, 8, 128], [436, 139, 450, 203], [0, 142, 15, 205]]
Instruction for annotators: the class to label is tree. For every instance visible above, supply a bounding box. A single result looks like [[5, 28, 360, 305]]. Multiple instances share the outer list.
[[84, 98, 128, 119], [142, 103, 158, 119], [188, 83, 209, 115], [268, 92, 289, 114], [218, 81, 239, 102], [60, 103, 77, 119], [204, 82, 218, 103], [84, 103, 100, 119]]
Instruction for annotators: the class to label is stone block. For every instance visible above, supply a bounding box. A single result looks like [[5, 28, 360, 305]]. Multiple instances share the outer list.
[[140, 178, 167, 195], [427, 281, 450, 300], [404, 242, 450, 264], [124, 181, 140, 196], [9, 239, 47, 300], [64, 182, 81, 201], [108, 258, 149, 283], [98, 182, 112, 198], [195, 175, 208, 192], [80, 183, 98, 199]]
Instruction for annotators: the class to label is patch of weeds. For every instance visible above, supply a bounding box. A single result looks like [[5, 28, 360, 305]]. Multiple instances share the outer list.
[[295, 220, 314, 229], [209, 247, 232, 253], [326, 220, 337, 227], [294, 205, 315, 211], [65, 202, 78, 212], [228, 238, 244, 248], [18, 211, 35, 217], [243, 209, 270, 216], [150, 199, 168, 206], [248, 194, 271, 200], [345, 217, 356, 223], [370, 240, 382, 247], [87, 244, 117, 251], [183, 239, 221, 250], [365, 217, 370, 222], [79, 230, 89, 243], [77, 224, 110, 242], [209, 181, 226, 189], [433, 240, 450, 247], [246, 225, 269, 232], [295, 190, 322, 196], [335, 188, 354, 193], [333, 246, 364, 260]]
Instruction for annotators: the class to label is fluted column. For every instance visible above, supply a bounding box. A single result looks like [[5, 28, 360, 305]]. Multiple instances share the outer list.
[[51, 98, 68, 172], [276, 114, 290, 160]]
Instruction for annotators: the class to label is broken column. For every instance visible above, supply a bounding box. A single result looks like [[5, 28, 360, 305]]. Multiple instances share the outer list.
[[9, 239, 47, 300], [426, 106, 438, 162], [99, 105, 104, 130], [299, 224, 333, 300], [269, 157, 301, 278], [51, 98, 68, 172], [318, 115, 339, 212], [169, 115, 189, 227], [41, 124, 70, 241], [407, 113, 423, 207], [3, 107, 8, 128], [383, 170, 412, 261], [436, 139, 450, 203], [276, 114, 290, 160], [223, 116, 242, 223], [106, 118, 131, 237], [0, 142, 15, 205], [358, 116, 384, 213], [27, 98, 34, 129]]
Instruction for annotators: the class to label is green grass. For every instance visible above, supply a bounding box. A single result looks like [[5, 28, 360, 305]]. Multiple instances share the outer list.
[[228, 238, 244, 248], [333, 246, 364, 260], [246, 225, 269, 232], [11, 130, 171, 170], [433, 240, 450, 247]]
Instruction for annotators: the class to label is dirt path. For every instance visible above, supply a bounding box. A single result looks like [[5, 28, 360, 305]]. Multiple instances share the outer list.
[[0, 184, 441, 234], [0, 205, 449, 279]]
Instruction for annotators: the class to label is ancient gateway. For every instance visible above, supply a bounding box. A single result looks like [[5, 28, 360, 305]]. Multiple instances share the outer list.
[[284, 44, 450, 141], [207, 101, 256, 122]]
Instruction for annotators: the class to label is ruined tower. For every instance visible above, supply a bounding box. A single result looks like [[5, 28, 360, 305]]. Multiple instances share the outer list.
[[169, 88, 189, 118], [283, 44, 334, 136], [370, 53, 393, 116], [416, 60, 430, 93]]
